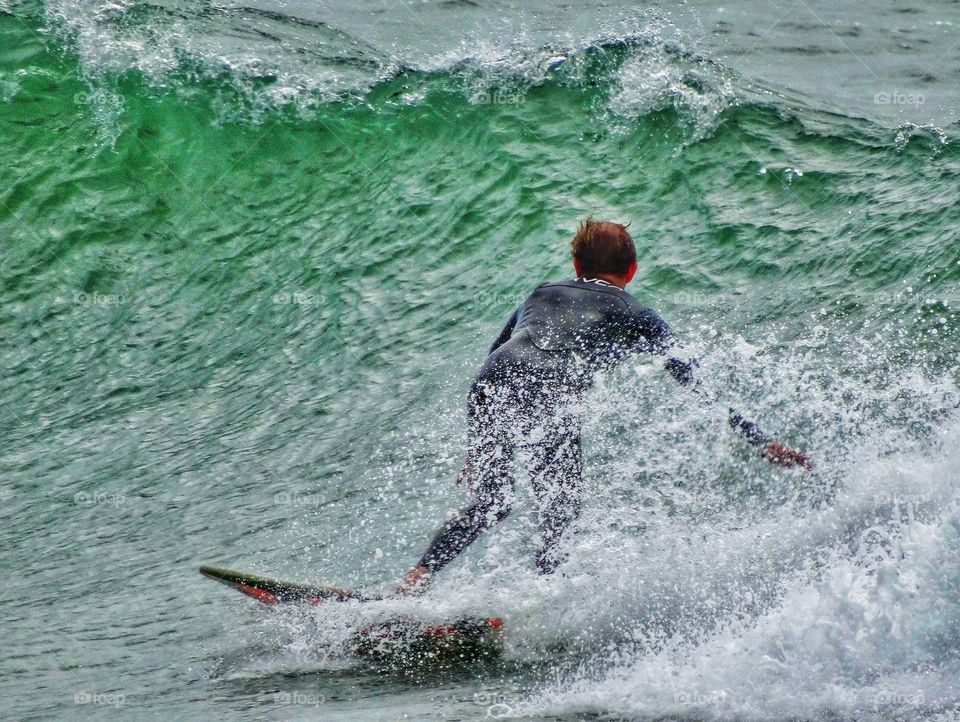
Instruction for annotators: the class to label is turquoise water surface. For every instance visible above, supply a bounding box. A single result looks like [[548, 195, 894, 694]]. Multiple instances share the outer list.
[[3, 1, 960, 719]]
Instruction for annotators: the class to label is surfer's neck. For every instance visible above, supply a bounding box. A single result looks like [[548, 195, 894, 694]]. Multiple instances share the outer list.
[[572, 259, 637, 289]]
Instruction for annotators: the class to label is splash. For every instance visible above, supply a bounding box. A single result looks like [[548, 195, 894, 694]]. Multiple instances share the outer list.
[[42, 0, 734, 133]]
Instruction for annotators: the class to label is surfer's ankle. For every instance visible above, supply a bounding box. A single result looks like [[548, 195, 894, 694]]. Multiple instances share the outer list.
[[397, 565, 431, 595]]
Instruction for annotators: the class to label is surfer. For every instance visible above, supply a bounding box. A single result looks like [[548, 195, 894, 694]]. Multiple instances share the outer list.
[[399, 217, 811, 594]]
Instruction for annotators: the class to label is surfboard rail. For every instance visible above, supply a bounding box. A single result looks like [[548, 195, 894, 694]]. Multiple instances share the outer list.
[[199, 564, 378, 604]]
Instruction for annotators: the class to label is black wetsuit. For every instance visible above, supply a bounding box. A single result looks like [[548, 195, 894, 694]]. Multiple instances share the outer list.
[[416, 278, 769, 575]]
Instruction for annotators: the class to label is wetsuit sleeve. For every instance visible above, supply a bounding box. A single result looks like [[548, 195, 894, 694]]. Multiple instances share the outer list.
[[631, 307, 771, 447], [488, 306, 520, 354], [631, 308, 697, 386], [728, 409, 771, 446], [631, 307, 676, 355]]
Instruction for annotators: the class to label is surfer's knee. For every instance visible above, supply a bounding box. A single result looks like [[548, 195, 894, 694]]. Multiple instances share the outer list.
[[472, 493, 511, 527], [535, 545, 567, 575]]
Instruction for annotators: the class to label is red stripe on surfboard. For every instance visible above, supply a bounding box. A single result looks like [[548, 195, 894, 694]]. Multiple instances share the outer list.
[[425, 619, 503, 637], [426, 624, 458, 637], [234, 582, 280, 605]]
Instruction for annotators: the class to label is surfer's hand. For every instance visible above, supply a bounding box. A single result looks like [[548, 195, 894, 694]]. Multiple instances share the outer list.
[[762, 442, 813, 470], [396, 565, 431, 596]]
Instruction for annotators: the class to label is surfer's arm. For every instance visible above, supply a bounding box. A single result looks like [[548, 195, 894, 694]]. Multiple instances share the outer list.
[[631, 309, 706, 393], [632, 309, 811, 467], [488, 306, 520, 354], [664, 356, 772, 447]]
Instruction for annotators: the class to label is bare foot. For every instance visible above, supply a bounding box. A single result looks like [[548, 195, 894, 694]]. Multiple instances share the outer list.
[[396, 565, 431, 596], [762, 442, 813, 470]]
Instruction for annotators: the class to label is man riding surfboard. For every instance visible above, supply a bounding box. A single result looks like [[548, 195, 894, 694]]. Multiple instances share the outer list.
[[399, 217, 811, 594]]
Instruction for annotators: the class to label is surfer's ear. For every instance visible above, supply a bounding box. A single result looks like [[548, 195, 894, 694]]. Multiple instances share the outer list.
[[624, 261, 638, 285], [573, 258, 585, 277]]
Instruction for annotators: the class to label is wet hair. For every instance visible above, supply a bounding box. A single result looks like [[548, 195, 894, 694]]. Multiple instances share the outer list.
[[570, 215, 637, 277]]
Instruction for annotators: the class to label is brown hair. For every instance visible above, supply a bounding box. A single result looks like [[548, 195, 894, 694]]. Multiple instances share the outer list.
[[570, 216, 636, 277]]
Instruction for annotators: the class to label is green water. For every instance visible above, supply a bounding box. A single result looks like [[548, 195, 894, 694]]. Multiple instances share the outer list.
[[3, 1, 960, 719]]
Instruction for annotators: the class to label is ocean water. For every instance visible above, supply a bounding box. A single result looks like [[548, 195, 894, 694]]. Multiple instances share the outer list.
[[2, 0, 960, 719]]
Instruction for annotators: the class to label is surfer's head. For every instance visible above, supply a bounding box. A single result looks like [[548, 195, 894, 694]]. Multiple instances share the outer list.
[[571, 216, 638, 288]]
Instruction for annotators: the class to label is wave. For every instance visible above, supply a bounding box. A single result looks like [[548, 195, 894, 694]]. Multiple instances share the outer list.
[[524, 435, 960, 720], [33, 0, 743, 130], [214, 312, 960, 722]]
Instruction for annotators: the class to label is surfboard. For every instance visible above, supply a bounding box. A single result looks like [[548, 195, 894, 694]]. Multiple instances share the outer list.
[[199, 564, 380, 604], [199, 564, 503, 662]]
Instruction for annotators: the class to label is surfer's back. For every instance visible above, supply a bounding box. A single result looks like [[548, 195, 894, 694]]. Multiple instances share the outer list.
[[475, 277, 675, 396]]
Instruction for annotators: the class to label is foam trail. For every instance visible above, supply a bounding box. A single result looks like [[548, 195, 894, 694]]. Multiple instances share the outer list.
[[513, 415, 960, 721]]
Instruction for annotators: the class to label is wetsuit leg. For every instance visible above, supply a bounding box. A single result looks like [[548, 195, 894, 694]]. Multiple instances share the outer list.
[[415, 387, 515, 574], [528, 412, 582, 575]]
